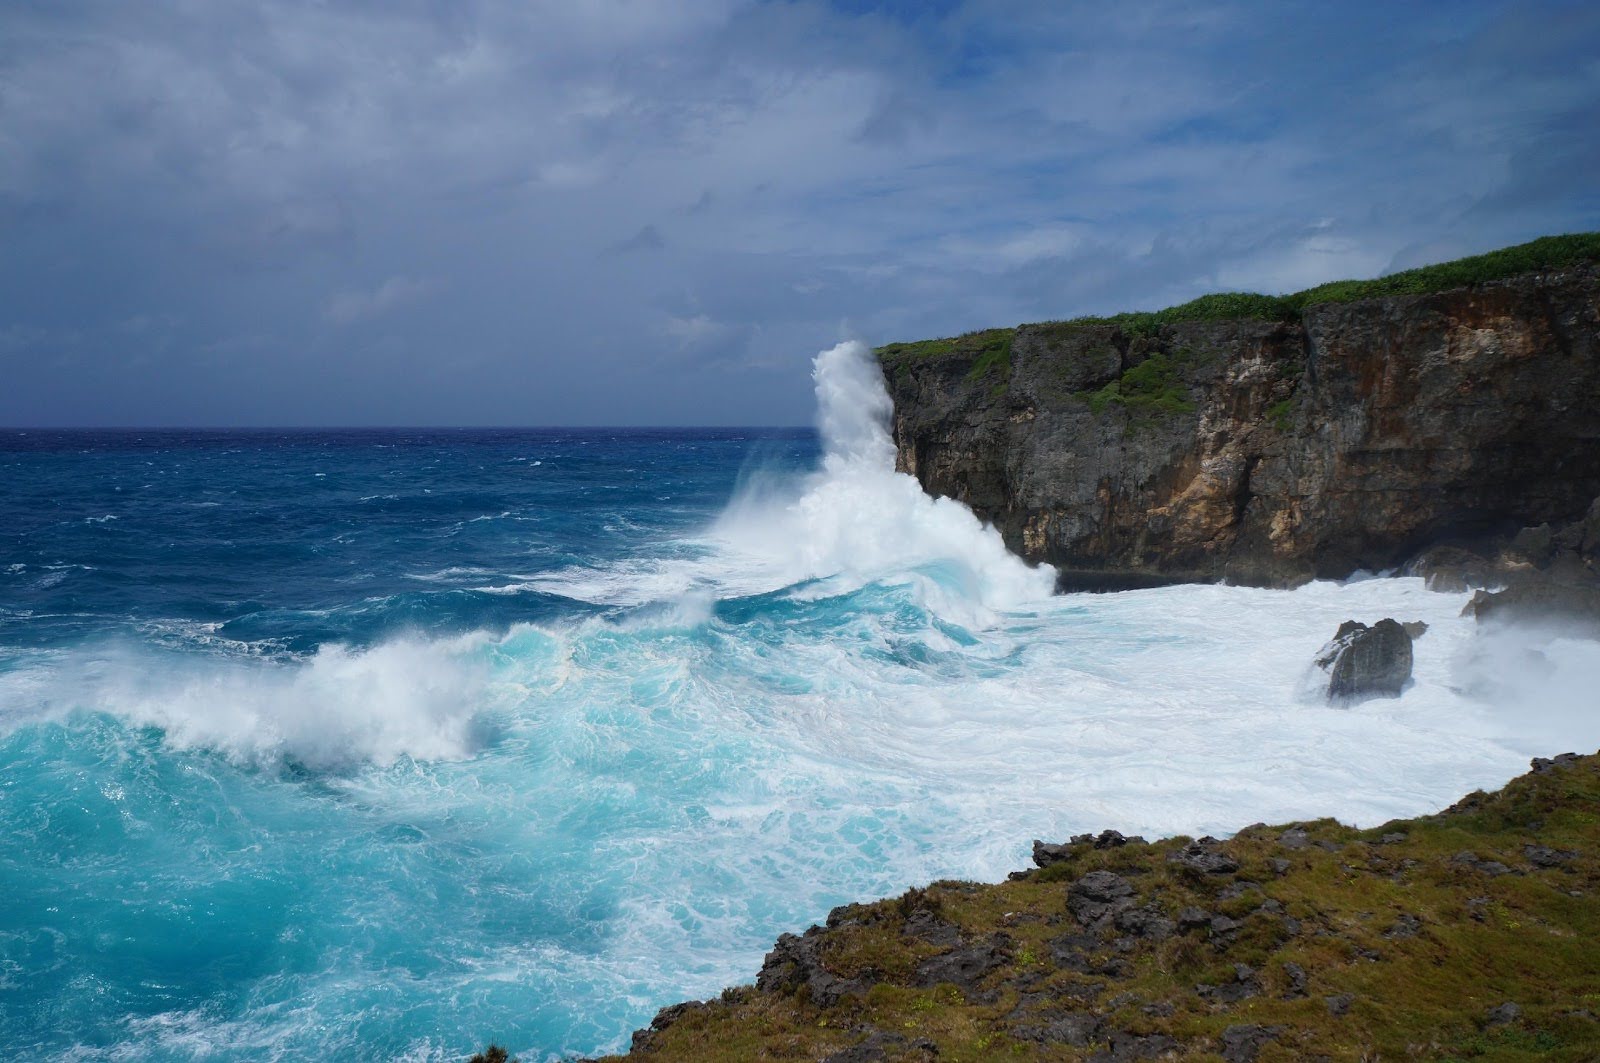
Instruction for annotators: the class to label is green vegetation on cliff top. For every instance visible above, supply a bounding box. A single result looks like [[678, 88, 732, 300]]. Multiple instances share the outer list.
[[592, 751, 1600, 1062], [875, 231, 1600, 360]]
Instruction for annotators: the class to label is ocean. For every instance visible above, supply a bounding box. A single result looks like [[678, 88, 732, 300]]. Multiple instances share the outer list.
[[3, 342, 1596, 1061]]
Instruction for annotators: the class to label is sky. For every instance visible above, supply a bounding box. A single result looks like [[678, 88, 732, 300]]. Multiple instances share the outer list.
[[2, 0, 1597, 427]]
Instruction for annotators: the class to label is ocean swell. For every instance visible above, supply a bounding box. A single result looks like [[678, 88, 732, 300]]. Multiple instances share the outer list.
[[1, 345, 1598, 1061]]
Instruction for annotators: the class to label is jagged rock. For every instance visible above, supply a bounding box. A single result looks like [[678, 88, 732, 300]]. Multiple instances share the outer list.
[[1315, 619, 1413, 702], [1068, 870, 1136, 928], [1533, 753, 1582, 774], [1114, 905, 1175, 941], [1197, 964, 1261, 1003], [824, 905, 858, 928], [1277, 829, 1310, 850], [1486, 1001, 1523, 1027], [1088, 1030, 1181, 1062], [1032, 839, 1076, 867], [1048, 931, 1100, 972], [1220, 1024, 1286, 1063], [1525, 844, 1577, 868], [1411, 544, 1499, 591], [903, 909, 961, 947], [1384, 913, 1422, 939], [1012, 1010, 1103, 1047], [629, 1000, 707, 1051], [880, 265, 1600, 588], [1176, 906, 1212, 930], [1282, 962, 1307, 998], [1452, 851, 1515, 876], [1326, 993, 1355, 1017], [912, 935, 1009, 999], [1168, 842, 1241, 875], [822, 1029, 937, 1063], [1268, 858, 1291, 875], [757, 930, 875, 1006], [1468, 581, 1600, 636]]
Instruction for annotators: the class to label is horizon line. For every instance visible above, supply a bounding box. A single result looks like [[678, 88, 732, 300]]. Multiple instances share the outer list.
[[1, 424, 818, 432]]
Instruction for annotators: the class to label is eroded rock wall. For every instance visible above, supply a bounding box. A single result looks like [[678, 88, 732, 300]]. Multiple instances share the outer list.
[[880, 266, 1600, 587]]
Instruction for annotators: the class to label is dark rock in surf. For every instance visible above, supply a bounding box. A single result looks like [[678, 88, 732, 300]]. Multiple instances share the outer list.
[[1316, 619, 1413, 703], [1466, 579, 1600, 637]]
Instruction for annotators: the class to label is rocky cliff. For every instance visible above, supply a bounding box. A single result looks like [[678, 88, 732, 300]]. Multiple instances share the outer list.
[[879, 261, 1600, 588]]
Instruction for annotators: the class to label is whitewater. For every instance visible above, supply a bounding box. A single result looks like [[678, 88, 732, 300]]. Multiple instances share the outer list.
[[2, 341, 1597, 1060]]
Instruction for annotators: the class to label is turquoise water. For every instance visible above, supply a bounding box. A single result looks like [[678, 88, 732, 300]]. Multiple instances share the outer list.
[[0, 427, 841, 1058], [3, 344, 1594, 1061]]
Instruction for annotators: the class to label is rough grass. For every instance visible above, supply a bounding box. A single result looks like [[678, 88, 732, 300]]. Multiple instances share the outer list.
[[876, 328, 1015, 378], [586, 752, 1600, 1062], [1057, 232, 1600, 336]]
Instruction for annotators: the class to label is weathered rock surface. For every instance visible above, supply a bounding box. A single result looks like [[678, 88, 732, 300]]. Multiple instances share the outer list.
[[756, 928, 877, 1006], [879, 266, 1600, 588], [1315, 618, 1415, 702], [1466, 578, 1600, 635]]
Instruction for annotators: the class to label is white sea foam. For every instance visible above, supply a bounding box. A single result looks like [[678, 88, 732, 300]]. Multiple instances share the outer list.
[[3, 636, 495, 769], [711, 341, 1055, 614], [518, 340, 1053, 622], [8, 341, 1600, 1061]]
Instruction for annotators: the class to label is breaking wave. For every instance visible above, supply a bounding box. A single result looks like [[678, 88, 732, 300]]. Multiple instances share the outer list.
[[1, 344, 1597, 1061]]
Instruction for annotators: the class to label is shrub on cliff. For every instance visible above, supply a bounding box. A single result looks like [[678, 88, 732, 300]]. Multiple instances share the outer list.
[[468, 1045, 517, 1063]]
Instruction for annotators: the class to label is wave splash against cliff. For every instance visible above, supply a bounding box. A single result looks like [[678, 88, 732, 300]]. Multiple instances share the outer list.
[[710, 340, 1055, 618]]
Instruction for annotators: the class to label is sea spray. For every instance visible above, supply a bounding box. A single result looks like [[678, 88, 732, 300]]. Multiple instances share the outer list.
[[712, 340, 1055, 617], [2, 404, 1600, 1060]]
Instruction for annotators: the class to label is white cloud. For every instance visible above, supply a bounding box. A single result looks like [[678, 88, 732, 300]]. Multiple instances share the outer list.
[[325, 277, 433, 325]]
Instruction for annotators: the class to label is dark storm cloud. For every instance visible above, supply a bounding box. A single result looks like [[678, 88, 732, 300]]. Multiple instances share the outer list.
[[1, 0, 1596, 426]]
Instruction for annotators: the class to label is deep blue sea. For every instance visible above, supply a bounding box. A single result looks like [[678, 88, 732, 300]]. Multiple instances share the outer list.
[[3, 343, 1594, 1061]]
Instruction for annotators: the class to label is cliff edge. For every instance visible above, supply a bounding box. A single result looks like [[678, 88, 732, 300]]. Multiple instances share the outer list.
[[878, 236, 1600, 588]]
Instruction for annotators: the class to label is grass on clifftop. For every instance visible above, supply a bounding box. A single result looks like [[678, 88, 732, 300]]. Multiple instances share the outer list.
[[875, 231, 1600, 356], [877, 328, 1014, 382], [591, 751, 1600, 1062]]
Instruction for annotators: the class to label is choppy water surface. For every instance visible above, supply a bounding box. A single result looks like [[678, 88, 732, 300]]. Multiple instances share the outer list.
[[3, 343, 1596, 1060]]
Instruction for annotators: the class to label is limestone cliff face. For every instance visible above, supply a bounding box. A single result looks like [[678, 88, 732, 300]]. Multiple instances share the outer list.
[[880, 266, 1600, 588]]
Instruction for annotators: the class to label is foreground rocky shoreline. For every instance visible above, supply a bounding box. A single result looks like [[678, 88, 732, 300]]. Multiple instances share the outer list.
[[579, 751, 1598, 1062]]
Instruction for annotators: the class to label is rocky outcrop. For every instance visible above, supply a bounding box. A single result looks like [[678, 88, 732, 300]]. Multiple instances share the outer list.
[[1315, 619, 1415, 702], [590, 751, 1600, 1062], [879, 266, 1600, 588]]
